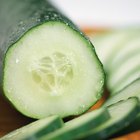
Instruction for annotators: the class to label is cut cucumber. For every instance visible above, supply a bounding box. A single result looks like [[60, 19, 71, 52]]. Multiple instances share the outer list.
[[39, 108, 110, 140], [89, 28, 139, 71], [114, 113, 140, 136], [89, 30, 127, 68], [1, 0, 104, 118], [0, 115, 63, 140], [104, 78, 140, 107], [109, 35, 140, 71], [112, 66, 140, 94], [108, 53, 140, 93], [78, 97, 140, 140]]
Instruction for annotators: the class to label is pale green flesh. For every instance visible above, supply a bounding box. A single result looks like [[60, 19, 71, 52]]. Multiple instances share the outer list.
[[104, 78, 140, 107], [111, 67, 140, 94], [79, 98, 139, 140], [39, 108, 110, 140], [0, 116, 63, 140], [109, 36, 140, 71], [108, 53, 140, 92], [4, 21, 104, 119], [90, 31, 126, 66]]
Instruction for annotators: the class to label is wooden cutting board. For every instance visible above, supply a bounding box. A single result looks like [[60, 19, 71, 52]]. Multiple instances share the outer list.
[[0, 93, 140, 139]]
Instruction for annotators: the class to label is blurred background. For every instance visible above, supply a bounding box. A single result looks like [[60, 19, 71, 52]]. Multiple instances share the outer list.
[[51, 0, 140, 29]]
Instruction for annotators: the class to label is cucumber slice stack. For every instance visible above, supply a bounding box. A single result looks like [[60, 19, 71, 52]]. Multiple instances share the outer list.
[[89, 28, 140, 137], [79, 97, 140, 140], [0, 0, 104, 119], [1, 0, 140, 139]]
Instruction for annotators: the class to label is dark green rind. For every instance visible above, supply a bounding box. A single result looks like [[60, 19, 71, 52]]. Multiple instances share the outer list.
[[78, 98, 140, 140], [24, 117, 64, 140], [113, 113, 140, 137], [39, 108, 110, 140], [0, 115, 64, 140]]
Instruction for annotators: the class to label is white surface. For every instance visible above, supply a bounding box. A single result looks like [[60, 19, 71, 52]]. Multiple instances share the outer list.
[[50, 0, 140, 28]]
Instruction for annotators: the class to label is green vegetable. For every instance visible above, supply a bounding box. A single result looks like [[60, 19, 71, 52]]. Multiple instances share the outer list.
[[0, 115, 63, 140], [78, 98, 140, 140], [0, 0, 104, 119], [39, 108, 110, 140]]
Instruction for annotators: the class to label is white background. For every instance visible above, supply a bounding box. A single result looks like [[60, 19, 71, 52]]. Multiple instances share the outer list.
[[50, 0, 140, 28]]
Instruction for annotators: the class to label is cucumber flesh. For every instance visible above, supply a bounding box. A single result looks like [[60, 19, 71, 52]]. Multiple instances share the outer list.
[[0, 115, 63, 140], [90, 30, 127, 68], [104, 78, 140, 107], [108, 53, 140, 93], [78, 97, 140, 140], [114, 113, 140, 136], [39, 108, 110, 140], [112, 66, 140, 94], [2, 0, 104, 119], [109, 35, 140, 71]]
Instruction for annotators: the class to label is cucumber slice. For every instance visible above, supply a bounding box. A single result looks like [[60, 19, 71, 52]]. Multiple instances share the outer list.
[[89, 29, 139, 71], [108, 53, 140, 93], [109, 35, 140, 71], [39, 108, 110, 140], [104, 78, 140, 107], [112, 66, 140, 94], [0, 115, 63, 140], [90, 30, 127, 67], [78, 97, 140, 140], [104, 78, 140, 135], [115, 113, 140, 136], [1, 0, 104, 118]]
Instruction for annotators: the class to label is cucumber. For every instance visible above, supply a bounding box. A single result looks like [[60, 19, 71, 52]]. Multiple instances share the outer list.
[[103, 79, 140, 136], [114, 113, 140, 136], [109, 35, 140, 71], [0, 115, 63, 140], [108, 53, 140, 93], [104, 78, 140, 107], [0, 0, 104, 119], [89, 28, 139, 71], [111, 66, 140, 94], [78, 97, 140, 140], [89, 30, 127, 68], [39, 108, 110, 140]]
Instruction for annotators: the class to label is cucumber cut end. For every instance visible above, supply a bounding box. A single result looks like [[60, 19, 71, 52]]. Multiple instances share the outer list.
[[3, 21, 104, 119]]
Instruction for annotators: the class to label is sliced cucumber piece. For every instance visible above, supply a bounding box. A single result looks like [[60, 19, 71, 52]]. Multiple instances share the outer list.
[[115, 113, 140, 136], [90, 30, 127, 67], [109, 35, 140, 71], [0, 115, 63, 140], [39, 108, 110, 140], [112, 66, 140, 94], [108, 53, 140, 93], [78, 97, 140, 140], [89, 29, 139, 71], [104, 78, 140, 107], [1, 0, 104, 119]]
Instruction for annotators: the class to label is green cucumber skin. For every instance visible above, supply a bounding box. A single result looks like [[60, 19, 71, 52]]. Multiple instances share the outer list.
[[24, 117, 64, 140], [114, 113, 140, 137], [79, 98, 140, 140], [39, 109, 110, 140], [0, 116, 64, 140], [0, 0, 104, 87], [104, 78, 140, 107]]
